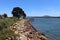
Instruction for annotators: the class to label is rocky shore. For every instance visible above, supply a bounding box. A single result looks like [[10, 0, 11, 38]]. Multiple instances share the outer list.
[[9, 19, 48, 40]]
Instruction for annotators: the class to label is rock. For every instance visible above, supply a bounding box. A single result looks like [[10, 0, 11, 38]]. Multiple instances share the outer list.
[[20, 35, 27, 40], [9, 19, 48, 40], [14, 30, 19, 35]]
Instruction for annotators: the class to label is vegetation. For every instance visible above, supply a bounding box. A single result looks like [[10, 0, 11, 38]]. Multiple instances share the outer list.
[[12, 7, 26, 19], [0, 7, 27, 40], [0, 13, 8, 18], [0, 17, 20, 40], [3, 13, 8, 18]]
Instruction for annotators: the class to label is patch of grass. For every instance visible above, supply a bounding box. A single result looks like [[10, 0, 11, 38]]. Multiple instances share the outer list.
[[0, 17, 19, 30], [0, 29, 14, 40], [0, 17, 21, 40]]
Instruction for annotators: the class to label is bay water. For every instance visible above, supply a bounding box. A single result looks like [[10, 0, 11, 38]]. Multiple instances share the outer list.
[[30, 18, 60, 40]]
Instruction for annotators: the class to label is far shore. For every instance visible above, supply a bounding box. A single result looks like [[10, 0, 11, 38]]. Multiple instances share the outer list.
[[27, 16, 60, 18]]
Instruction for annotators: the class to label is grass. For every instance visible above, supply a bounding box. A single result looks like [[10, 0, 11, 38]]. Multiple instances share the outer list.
[[0, 17, 21, 40]]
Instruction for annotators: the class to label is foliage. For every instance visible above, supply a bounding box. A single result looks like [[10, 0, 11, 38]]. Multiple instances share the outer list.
[[12, 7, 26, 18], [0, 17, 20, 40], [0, 29, 14, 40], [3, 13, 8, 18], [0, 17, 18, 30]]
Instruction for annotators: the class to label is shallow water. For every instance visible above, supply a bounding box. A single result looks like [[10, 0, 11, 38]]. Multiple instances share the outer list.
[[30, 18, 60, 40]]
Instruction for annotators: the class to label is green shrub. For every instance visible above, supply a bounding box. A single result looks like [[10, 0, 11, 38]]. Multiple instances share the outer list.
[[0, 17, 20, 40]]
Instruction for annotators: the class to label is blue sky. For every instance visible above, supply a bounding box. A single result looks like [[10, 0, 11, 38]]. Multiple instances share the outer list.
[[0, 0, 60, 16]]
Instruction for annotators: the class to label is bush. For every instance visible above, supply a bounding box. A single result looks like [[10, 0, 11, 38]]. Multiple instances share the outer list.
[[3, 13, 8, 18], [0, 17, 20, 40]]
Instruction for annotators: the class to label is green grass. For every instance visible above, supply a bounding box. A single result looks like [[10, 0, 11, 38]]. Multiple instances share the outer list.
[[0, 17, 21, 40]]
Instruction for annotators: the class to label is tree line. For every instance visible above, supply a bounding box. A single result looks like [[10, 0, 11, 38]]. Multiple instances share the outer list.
[[0, 7, 26, 19]]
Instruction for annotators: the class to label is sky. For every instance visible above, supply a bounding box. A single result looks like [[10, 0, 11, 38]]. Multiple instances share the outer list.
[[0, 0, 60, 17]]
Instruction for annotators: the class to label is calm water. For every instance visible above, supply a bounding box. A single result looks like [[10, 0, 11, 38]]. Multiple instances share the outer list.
[[30, 18, 60, 40]]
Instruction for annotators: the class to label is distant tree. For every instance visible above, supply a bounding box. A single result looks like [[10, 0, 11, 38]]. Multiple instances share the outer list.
[[3, 13, 8, 18], [0, 15, 2, 18], [12, 7, 26, 18]]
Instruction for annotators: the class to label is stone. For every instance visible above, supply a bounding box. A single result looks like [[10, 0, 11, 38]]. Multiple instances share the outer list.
[[9, 19, 48, 40]]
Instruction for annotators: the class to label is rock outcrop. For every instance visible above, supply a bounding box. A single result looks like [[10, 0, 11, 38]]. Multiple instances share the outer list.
[[9, 19, 48, 40]]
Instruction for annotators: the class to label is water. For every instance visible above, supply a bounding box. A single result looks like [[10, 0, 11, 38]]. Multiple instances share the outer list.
[[30, 18, 60, 40]]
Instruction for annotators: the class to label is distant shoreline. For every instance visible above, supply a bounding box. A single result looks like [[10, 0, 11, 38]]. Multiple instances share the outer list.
[[27, 17, 60, 18], [31, 17, 60, 18]]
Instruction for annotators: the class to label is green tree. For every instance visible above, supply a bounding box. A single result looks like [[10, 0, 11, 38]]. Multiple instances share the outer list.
[[3, 13, 8, 18], [12, 7, 26, 18]]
